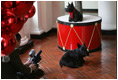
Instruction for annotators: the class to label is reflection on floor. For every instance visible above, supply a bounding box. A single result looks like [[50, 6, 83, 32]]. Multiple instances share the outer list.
[[20, 31, 116, 79]]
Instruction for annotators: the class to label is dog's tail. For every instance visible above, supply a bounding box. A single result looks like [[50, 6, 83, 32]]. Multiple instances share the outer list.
[[59, 60, 63, 68]]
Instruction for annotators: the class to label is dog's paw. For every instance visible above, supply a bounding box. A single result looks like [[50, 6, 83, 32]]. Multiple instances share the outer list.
[[69, 19, 72, 22]]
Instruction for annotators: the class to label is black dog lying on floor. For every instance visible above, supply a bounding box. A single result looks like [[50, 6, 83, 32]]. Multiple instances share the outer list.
[[59, 43, 89, 68], [65, 2, 83, 22]]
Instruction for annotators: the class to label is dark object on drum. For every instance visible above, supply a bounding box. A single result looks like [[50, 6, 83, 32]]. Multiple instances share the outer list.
[[59, 43, 89, 68], [65, 2, 83, 22]]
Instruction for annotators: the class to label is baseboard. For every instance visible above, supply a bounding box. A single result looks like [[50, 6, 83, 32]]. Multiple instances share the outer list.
[[82, 9, 98, 12], [30, 28, 57, 39], [102, 30, 117, 35], [18, 40, 34, 55]]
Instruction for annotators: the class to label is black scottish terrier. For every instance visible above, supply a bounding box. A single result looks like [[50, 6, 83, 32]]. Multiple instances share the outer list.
[[65, 2, 83, 22], [59, 43, 89, 68]]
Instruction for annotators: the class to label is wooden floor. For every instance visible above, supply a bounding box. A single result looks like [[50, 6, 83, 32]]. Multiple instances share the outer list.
[[20, 31, 117, 79]]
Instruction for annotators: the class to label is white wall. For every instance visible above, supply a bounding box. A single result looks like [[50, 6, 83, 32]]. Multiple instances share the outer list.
[[98, 1, 116, 30], [28, 1, 65, 35], [65, 1, 98, 9], [52, 1, 65, 28], [82, 1, 98, 9], [30, 1, 44, 35], [60, 1, 65, 15]]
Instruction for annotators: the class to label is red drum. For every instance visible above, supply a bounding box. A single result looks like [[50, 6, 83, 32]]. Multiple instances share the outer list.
[[57, 15, 102, 52]]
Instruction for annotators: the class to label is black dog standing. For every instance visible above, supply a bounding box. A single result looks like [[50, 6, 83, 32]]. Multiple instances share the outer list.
[[65, 2, 83, 22], [59, 43, 89, 68]]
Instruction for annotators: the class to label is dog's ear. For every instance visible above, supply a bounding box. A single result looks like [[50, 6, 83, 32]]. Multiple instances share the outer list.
[[77, 43, 81, 48], [82, 43, 86, 47], [71, 2, 74, 7], [68, 2, 70, 6]]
